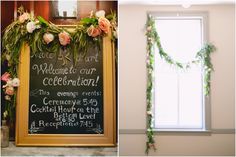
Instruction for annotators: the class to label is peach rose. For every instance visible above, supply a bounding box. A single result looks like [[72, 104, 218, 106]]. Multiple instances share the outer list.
[[19, 13, 30, 23], [87, 25, 101, 37], [1, 72, 11, 82], [5, 86, 14, 96], [58, 32, 71, 46], [98, 17, 110, 34]]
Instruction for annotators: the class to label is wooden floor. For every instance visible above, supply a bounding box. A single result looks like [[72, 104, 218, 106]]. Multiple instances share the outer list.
[[1, 142, 117, 156]]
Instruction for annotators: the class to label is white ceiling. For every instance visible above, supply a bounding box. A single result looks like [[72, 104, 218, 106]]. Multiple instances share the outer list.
[[119, 0, 235, 5]]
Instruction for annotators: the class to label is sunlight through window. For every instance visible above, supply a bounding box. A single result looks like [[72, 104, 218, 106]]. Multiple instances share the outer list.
[[58, 0, 77, 17], [154, 15, 205, 130]]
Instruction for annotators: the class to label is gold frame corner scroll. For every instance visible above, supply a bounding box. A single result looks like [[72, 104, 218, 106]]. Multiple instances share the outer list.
[[15, 33, 116, 146]]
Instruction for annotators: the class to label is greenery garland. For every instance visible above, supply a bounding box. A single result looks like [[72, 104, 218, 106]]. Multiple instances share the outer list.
[[145, 14, 216, 154], [1, 7, 117, 123]]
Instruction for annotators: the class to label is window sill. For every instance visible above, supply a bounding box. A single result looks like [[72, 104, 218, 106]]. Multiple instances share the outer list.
[[153, 129, 211, 134], [119, 129, 234, 134]]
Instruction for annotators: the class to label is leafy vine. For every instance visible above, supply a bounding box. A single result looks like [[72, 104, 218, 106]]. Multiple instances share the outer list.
[[1, 7, 117, 123], [145, 14, 215, 154]]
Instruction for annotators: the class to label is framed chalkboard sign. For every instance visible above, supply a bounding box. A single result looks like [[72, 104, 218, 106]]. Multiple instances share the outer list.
[[15, 31, 116, 146]]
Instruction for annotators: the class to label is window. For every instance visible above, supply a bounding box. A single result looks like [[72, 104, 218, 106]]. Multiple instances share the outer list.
[[153, 13, 209, 131], [58, 0, 77, 17], [51, 0, 77, 19]]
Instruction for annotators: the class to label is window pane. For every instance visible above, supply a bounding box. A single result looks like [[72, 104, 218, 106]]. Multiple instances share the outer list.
[[58, 0, 77, 17], [154, 73, 178, 127], [154, 17, 204, 129], [155, 19, 202, 62], [179, 68, 203, 128]]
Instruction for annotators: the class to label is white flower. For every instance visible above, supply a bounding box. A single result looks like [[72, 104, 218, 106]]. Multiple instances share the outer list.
[[35, 20, 40, 24], [95, 10, 105, 18], [12, 78, 20, 87], [36, 25, 41, 29], [3, 79, 13, 88], [148, 69, 152, 74], [6, 54, 11, 61], [43, 33, 54, 44], [90, 10, 94, 18], [147, 111, 152, 115], [113, 30, 117, 39], [26, 21, 36, 33], [3, 111, 8, 119], [5, 95, 11, 101]]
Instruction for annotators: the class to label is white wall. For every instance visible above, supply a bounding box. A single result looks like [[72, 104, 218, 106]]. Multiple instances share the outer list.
[[119, 4, 235, 156]]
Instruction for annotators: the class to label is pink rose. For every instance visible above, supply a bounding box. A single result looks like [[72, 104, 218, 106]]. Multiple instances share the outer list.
[[19, 13, 30, 23], [98, 17, 111, 34], [43, 33, 54, 44], [87, 25, 101, 37], [1, 72, 11, 82], [5, 86, 14, 96], [58, 32, 71, 46]]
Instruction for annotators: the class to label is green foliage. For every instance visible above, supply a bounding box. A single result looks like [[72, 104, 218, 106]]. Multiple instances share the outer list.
[[106, 10, 117, 21], [2, 8, 117, 73], [80, 17, 98, 26], [145, 15, 216, 154], [196, 44, 216, 95], [1, 7, 117, 123], [37, 16, 49, 27]]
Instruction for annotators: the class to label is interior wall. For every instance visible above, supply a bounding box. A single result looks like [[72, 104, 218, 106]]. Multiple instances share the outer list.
[[119, 4, 235, 156], [1, 1, 15, 33]]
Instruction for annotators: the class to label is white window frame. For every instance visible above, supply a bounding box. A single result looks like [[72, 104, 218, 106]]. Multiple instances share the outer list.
[[149, 12, 211, 132]]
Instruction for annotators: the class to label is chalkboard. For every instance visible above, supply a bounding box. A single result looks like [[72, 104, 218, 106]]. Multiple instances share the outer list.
[[28, 48, 104, 134], [16, 34, 115, 146]]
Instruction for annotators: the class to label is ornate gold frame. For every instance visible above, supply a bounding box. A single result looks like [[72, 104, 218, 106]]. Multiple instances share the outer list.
[[15, 33, 116, 146]]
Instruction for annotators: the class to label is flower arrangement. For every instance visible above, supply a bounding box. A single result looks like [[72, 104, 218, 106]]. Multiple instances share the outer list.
[[1, 72, 20, 95], [1, 72, 20, 122], [1, 6, 117, 124], [145, 15, 216, 154]]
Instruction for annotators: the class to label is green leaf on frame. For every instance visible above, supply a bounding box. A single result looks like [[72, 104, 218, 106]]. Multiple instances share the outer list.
[[37, 16, 49, 26], [80, 17, 97, 25]]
